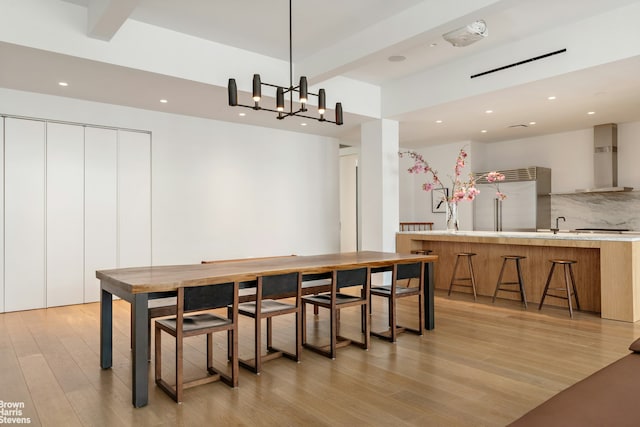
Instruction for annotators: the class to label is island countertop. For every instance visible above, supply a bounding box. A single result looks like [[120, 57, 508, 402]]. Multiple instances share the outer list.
[[398, 230, 640, 242], [397, 230, 640, 323]]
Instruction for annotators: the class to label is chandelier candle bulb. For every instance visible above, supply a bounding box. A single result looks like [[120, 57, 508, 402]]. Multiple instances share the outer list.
[[318, 89, 326, 115], [276, 87, 285, 113], [252, 74, 261, 102], [299, 76, 308, 105]]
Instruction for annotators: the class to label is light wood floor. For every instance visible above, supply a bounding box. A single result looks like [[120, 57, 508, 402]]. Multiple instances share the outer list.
[[2, 291, 640, 427]]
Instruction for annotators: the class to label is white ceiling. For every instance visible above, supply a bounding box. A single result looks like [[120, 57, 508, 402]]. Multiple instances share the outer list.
[[2, 0, 640, 148]]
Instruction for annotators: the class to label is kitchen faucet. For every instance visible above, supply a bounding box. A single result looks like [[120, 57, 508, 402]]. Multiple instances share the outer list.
[[551, 216, 566, 234]]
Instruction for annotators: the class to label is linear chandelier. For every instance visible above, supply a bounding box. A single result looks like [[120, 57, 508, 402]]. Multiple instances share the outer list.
[[227, 0, 343, 125]]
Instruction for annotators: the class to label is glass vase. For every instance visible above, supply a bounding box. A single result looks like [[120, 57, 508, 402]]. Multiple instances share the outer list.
[[446, 201, 459, 232]]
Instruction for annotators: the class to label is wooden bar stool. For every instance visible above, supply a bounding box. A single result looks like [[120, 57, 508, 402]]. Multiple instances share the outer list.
[[448, 253, 477, 301], [538, 259, 580, 318], [492, 255, 527, 308]]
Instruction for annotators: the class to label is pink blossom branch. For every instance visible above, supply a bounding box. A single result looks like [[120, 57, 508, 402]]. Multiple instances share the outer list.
[[399, 148, 507, 203]]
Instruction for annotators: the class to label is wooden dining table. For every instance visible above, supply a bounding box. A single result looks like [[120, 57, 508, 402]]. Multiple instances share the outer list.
[[97, 251, 438, 407]]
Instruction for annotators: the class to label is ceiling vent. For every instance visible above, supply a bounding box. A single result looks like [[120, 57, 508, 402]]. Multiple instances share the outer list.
[[471, 49, 567, 79], [442, 20, 487, 47]]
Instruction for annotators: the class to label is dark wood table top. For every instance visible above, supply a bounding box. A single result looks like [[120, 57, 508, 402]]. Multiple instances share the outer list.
[[97, 251, 438, 294]]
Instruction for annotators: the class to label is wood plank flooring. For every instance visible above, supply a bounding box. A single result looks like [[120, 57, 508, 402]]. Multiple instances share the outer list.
[[2, 291, 640, 426]]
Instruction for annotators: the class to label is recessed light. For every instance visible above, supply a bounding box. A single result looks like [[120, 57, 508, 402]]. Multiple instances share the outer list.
[[529, 121, 537, 125], [58, 82, 68, 87], [160, 99, 168, 103], [238, 112, 246, 117], [300, 123, 308, 127], [429, 43, 438, 48], [485, 109, 493, 114], [587, 111, 595, 115], [435, 120, 443, 124], [547, 96, 556, 100], [388, 55, 406, 62], [481, 130, 488, 133]]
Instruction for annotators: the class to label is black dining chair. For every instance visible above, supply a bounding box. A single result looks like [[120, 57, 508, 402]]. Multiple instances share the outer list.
[[233, 271, 303, 374], [154, 281, 239, 403], [301, 266, 370, 359], [370, 261, 424, 342], [135, 255, 298, 359]]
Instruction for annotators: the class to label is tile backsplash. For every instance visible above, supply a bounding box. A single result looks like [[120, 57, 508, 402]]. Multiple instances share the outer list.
[[551, 191, 640, 230]]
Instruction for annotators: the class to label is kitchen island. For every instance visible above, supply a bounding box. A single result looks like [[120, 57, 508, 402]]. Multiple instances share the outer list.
[[397, 230, 640, 322]]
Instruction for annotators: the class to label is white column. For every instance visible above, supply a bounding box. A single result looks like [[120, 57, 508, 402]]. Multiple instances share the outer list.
[[359, 119, 399, 252]]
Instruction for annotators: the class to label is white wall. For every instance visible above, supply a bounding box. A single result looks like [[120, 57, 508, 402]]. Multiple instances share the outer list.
[[476, 129, 593, 193], [478, 123, 640, 193], [150, 115, 340, 264], [0, 88, 340, 275]]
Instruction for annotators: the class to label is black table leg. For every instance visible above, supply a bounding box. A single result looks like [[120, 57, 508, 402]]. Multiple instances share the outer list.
[[131, 293, 149, 408], [425, 262, 435, 330], [100, 287, 113, 369]]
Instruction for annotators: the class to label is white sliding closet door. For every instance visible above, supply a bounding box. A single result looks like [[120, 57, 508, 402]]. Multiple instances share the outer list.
[[118, 131, 151, 268], [0, 118, 4, 313], [84, 127, 117, 302], [46, 123, 84, 307], [5, 118, 46, 312]]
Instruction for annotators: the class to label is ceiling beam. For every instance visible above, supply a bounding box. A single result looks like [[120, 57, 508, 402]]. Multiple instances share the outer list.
[[87, 0, 141, 41], [297, 0, 510, 84]]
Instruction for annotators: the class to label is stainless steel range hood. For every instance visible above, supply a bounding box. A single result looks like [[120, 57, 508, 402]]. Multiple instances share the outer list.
[[575, 123, 633, 193]]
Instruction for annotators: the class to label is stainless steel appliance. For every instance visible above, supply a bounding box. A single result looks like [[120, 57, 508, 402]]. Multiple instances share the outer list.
[[473, 167, 551, 231], [575, 124, 633, 193]]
